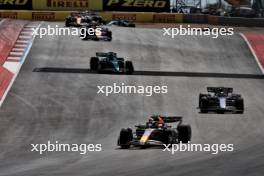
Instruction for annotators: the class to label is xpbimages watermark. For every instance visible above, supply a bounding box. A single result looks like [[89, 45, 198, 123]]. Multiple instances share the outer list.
[[163, 142, 234, 155], [163, 25, 234, 39], [31, 141, 102, 155], [97, 83, 168, 96], [32, 25, 102, 39]]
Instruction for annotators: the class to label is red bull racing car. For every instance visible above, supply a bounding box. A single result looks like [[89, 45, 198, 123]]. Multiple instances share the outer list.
[[118, 115, 191, 149], [80, 25, 112, 41]]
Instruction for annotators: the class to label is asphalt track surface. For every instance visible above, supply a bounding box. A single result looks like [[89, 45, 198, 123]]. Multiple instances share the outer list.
[[0, 22, 264, 176]]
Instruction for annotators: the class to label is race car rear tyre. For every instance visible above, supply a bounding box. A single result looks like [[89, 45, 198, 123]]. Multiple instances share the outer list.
[[65, 22, 70, 27], [199, 98, 208, 113], [125, 61, 134, 74], [119, 128, 133, 149], [129, 24, 136, 27], [177, 125, 192, 143], [65, 19, 71, 27], [236, 99, 244, 114], [106, 31, 112, 41], [90, 57, 99, 71]]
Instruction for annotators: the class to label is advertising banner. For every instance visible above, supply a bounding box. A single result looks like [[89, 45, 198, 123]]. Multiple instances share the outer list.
[[112, 13, 137, 21], [0, 12, 18, 18], [153, 14, 178, 23], [0, 0, 32, 10], [32, 12, 55, 20], [32, 0, 89, 10], [103, 0, 170, 12]]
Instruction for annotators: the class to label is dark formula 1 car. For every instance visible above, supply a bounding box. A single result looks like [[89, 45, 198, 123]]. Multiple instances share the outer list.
[[199, 87, 244, 114], [118, 116, 191, 149], [107, 19, 136, 27], [90, 52, 134, 74], [80, 25, 112, 41], [65, 11, 103, 27]]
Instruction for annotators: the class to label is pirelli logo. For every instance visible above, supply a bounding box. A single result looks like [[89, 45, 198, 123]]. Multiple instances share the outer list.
[[153, 14, 176, 23], [0, 12, 17, 19], [103, 0, 170, 12], [113, 14, 136, 21], [32, 12, 55, 20], [47, 0, 89, 8]]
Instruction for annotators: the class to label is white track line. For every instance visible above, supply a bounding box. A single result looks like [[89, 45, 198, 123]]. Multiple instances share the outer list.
[[16, 40, 30, 44], [14, 44, 27, 48], [7, 57, 21, 60], [9, 52, 23, 56], [240, 33, 264, 74], [19, 36, 32, 39], [12, 48, 26, 52]]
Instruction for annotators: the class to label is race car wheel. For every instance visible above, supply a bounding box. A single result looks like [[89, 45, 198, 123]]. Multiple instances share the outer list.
[[236, 99, 244, 114], [90, 57, 99, 71], [125, 61, 134, 74], [65, 20, 71, 27], [65, 22, 70, 27], [106, 31, 112, 41], [129, 24, 136, 27], [199, 98, 208, 113], [177, 125, 192, 143], [119, 128, 133, 149]]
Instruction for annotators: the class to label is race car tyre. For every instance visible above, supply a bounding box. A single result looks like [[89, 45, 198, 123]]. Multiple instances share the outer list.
[[129, 24, 136, 27], [177, 125, 192, 143], [106, 31, 112, 41], [119, 128, 133, 149], [65, 20, 70, 27], [236, 99, 244, 114], [90, 57, 99, 71], [125, 61, 134, 74], [198, 94, 205, 107], [199, 97, 209, 113]]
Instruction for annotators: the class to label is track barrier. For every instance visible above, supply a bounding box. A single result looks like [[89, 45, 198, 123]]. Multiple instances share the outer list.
[[1, 11, 264, 27]]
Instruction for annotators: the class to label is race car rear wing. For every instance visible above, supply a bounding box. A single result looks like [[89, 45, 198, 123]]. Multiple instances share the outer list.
[[96, 52, 117, 57], [207, 87, 233, 93], [151, 116, 183, 123]]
